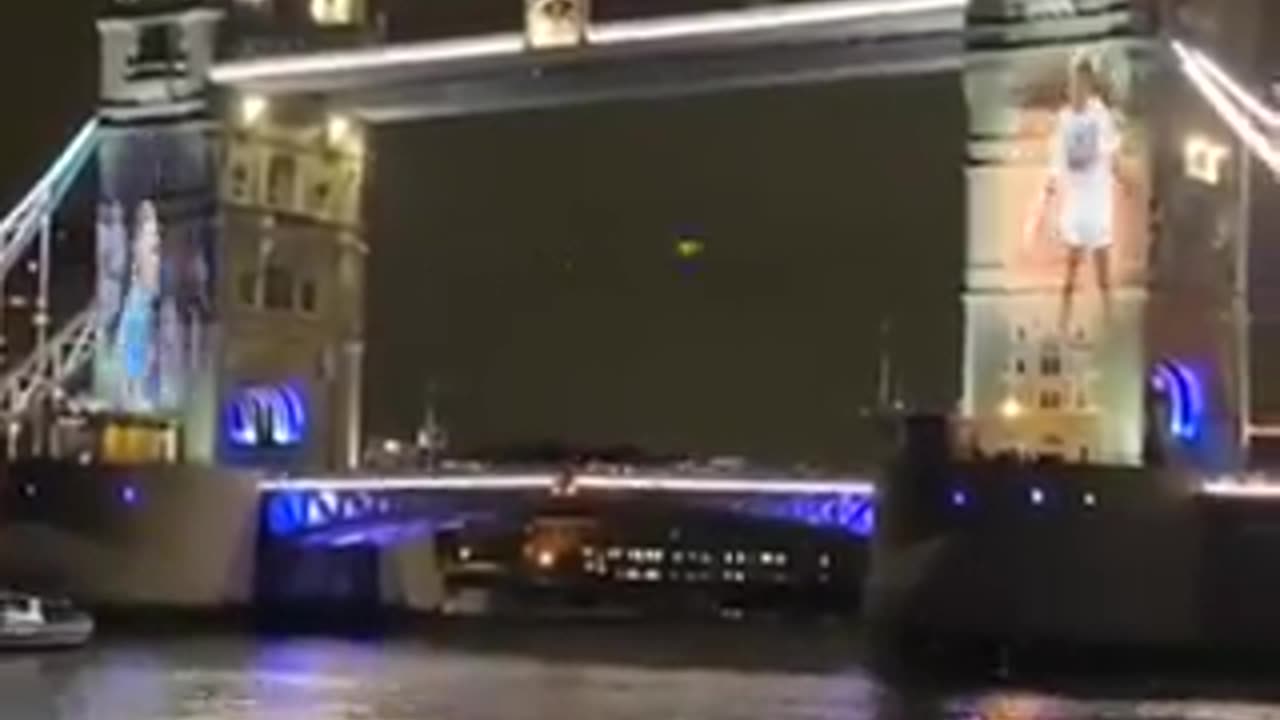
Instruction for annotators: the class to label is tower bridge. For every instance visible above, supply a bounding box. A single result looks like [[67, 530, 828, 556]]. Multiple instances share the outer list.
[[0, 0, 1277, 630]]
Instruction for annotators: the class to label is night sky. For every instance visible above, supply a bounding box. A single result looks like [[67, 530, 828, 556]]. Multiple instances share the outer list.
[[0, 2, 963, 470]]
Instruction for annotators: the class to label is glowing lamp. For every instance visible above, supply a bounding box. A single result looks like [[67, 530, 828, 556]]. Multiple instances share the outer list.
[[999, 397, 1023, 420], [676, 238, 705, 259], [1029, 487, 1045, 507], [951, 489, 968, 508], [239, 94, 268, 125], [1083, 491, 1098, 508], [326, 114, 352, 145]]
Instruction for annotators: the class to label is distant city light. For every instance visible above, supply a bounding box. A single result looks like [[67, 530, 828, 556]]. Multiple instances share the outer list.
[[1083, 491, 1097, 508], [1029, 487, 1045, 507], [536, 549, 556, 568], [675, 238, 705, 259]]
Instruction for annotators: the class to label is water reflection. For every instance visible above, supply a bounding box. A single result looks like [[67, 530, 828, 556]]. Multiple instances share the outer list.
[[0, 625, 1278, 720]]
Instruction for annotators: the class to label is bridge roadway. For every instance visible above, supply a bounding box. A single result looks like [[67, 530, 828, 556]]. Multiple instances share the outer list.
[[210, 0, 966, 122], [258, 470, 879, 547]]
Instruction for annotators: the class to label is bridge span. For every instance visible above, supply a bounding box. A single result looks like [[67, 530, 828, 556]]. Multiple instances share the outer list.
[[211, 0, 965, 122], [258, 471, 878, 547]]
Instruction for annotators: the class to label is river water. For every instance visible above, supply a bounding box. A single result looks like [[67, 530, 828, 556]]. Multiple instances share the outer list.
[[2, 623, 1279, 720]]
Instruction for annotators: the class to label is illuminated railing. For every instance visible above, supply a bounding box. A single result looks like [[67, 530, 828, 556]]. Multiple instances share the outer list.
[[259, 471, 878, 542], [0, 302, 98, 420], [257, 474, 557, 493], [258, 472, 876, 496], [1173, 41, 1280, 176], [0, 119, 100, 281]]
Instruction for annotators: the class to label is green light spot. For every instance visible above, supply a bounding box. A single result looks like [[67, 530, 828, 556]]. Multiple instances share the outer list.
[[676, 239, 704, 259]]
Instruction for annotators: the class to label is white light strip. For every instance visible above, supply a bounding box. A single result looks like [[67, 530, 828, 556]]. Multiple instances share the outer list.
[[575, 474, 876, 495], [212, 33, 526, 85], [257, 474, 556, 492], [1174, 42, 1280, 176], [0, 118, 99, 235], [1190, 47, 1280, 129], [210, 0, 964, 86], [586, 0, 963, 46], [258, 472, 877, 496], [1200, 482, 1280, 500], [1245, 424, 1280, 439]]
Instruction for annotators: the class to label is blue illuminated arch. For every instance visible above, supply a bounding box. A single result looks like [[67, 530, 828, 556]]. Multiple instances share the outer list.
[[226, 384, 308, 449], [1151, 360, 1204, 442]]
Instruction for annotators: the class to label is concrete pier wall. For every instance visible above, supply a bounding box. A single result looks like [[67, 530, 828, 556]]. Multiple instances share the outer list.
[[0, 462, 448, 613]]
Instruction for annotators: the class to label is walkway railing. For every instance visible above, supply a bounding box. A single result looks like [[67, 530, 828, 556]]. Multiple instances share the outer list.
[[0, 118, 101, 422], [0, 301, 97, 421]]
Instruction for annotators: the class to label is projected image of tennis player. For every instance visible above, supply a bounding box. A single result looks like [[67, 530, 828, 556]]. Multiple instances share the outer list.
[[1025, 52, 1135, 336]]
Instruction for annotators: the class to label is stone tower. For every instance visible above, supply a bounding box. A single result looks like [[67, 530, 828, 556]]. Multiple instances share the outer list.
[[961, 0, 1158, 465], [97, 0, 376, 471], [96, 1, 224, 462], [961, 0, 1257, 469]]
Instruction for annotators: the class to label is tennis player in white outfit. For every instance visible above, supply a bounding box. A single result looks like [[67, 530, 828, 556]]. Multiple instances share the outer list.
[[1026, 54, 1131, 334]]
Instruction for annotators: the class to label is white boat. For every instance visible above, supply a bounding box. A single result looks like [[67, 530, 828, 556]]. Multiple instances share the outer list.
[[0, 593, 93, 650]]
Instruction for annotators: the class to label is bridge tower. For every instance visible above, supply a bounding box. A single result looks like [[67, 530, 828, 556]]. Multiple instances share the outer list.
[[96, 0, 377, 471], [96, 1, 223, 463], [960, 0, 1252, 469]]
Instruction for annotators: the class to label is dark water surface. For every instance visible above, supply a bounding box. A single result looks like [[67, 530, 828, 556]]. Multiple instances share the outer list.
[[3, 623, 1280, 719]]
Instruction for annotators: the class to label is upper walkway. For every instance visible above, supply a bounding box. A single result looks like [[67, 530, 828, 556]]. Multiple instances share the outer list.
[[210, 0, 966, 122]]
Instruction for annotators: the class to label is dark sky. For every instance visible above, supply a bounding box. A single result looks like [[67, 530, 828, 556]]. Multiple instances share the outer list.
[[0, 2, 963, 469]]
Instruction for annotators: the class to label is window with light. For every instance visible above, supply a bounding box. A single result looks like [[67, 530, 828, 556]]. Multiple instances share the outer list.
[[310, 0, 359, 26]]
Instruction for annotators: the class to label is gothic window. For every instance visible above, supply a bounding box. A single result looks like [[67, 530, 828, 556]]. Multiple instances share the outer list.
[[1039, 391, 1063, 410], [1040, 352, 1063, 377], [264, 265, 294, 310], [266, 155, 297, 210], [128, 24, 188, 80], [299, 278, 318, 314], [237, 271, 258, 307]]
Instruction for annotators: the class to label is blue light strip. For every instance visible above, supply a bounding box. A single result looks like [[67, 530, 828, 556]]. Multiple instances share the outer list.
[[1152, 360, 1205, 442], [1169, 362, 1204, 441]]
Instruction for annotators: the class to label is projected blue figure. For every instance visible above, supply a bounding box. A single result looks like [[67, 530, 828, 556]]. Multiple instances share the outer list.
[[115, 201, 161, 412], [95, 201, 128, 345], [157, 296, 183, 410]]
